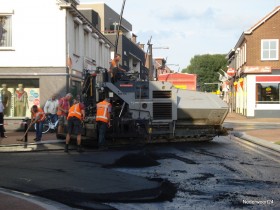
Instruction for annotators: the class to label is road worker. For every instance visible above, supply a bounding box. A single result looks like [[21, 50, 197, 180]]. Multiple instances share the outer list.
[[64, 98, 85, 153], [31, 105, 46, 142], [57, 93, 72, 134], [96, 98, 112, 149], [109, 54, 126, 83]]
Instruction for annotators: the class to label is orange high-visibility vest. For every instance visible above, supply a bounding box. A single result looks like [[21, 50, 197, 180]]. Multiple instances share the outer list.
[[67, 103, 82, 120], [32, 107, 46, 122], [96, 101, 111, 123]]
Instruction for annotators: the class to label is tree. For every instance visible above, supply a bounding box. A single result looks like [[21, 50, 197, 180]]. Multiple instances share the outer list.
[[182, 54, 227, 92]]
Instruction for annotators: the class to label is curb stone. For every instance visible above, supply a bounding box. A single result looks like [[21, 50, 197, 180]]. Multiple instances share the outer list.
[[0, 187, 75, 210], [232, 131, 280, 153]]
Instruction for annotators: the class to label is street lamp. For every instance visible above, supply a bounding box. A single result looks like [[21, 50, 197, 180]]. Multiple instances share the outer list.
[[152, 46, 170, 49]]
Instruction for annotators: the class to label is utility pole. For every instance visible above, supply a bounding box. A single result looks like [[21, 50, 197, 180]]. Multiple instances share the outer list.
[[146, 37, 153, 80], [114, 0, 126, 55]]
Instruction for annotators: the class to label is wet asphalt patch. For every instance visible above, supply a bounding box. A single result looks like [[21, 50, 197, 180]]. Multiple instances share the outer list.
[[194, 149, 235, 160], [148, 178, 177, 202], [223, 178, 279, 186], [104, 150, 198, 168], [33, 178, 177, 210], [219, 163, 238, 173], [178, 188, 206, 196], [32, 152, 180, 209], [105, 152, 160, 168], [191, 173, 215, 181], [150, 153, 198, 165], [34, 190, 117, 210]]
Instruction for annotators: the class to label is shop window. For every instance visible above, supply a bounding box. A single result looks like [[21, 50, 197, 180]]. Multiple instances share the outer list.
[[256, 83, 279, 104], [0, 79, 39, 118], [0, 15, 12, 48], [261, 39, 278, 61]]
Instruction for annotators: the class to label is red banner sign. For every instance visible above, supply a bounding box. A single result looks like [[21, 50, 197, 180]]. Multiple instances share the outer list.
[[227, 68, 236, 76]]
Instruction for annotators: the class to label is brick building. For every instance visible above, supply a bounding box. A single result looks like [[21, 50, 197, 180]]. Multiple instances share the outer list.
[[227, 6, 280, 118]]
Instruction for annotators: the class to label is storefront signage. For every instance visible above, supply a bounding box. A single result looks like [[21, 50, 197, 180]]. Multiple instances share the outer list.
[[243, 66, 271, 74]]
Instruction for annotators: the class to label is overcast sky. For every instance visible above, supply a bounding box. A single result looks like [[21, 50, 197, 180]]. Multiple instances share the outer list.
[[80, 0, 280, 71]]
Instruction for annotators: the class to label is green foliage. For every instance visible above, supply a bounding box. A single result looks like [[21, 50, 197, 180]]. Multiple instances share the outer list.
[[182, 54, 227, 91]]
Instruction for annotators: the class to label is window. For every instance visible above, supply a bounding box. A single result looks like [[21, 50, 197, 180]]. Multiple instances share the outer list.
[[84, 30, 89, 57], [98, 41, 103, 66], [256, 83, 280, 104], [261, 39, 279, 60], [74, 22, 79, 54], [0, 79, 40, 118], [0, 15, 12, 48]]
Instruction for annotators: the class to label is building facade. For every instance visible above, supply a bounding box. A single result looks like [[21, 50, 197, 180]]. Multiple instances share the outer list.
[[227, 6, 280, 118], [0, 0, 113, 129], [78, 3, 147, 80]]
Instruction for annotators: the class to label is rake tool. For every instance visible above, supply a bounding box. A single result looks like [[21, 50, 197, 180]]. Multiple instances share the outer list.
[[17, 121, 34, 142]]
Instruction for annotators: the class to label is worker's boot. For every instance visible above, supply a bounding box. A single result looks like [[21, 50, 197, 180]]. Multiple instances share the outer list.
[[64, 144, 69, 153], [77, 145, 83, 153]]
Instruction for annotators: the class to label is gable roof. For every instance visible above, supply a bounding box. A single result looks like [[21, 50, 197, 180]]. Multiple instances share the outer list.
[[245, 6, 280, 34]]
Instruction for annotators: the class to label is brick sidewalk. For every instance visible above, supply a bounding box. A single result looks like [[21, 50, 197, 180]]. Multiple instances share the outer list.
[[226, 112, 280, 123], [0, 131, 57, 146], [225, 112, 280, 143], [0, 192, 46, 210]]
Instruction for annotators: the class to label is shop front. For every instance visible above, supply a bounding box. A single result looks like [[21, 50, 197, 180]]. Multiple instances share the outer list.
[[235, 66, 280, 118], [0, 67, 69, 130], [0, 79, 39, 118]]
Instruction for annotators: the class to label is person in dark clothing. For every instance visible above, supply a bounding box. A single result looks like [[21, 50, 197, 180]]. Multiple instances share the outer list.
[[64, 98, 85, 153], [96, 98, 112, 149], [0, 101, 7, 138]]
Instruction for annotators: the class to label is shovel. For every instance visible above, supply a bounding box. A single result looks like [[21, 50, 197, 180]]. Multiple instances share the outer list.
[[17, 121, 34, 142]]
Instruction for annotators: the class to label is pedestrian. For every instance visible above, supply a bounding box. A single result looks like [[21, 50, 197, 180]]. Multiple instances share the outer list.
[[31, 105, 46, 142], [57, 93, 72, 134], [64, 98, 85, 153], [44, 94, 59, 124], [109, 54, 126, 83], [0, 100, 7, 138], [1, 84, 12, 116], [96, 98, 112, 149]]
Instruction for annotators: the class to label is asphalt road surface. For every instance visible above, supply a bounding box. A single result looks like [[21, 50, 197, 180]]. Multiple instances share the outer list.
[[0, 135, 279, 210], [108, 136, 280, 209]]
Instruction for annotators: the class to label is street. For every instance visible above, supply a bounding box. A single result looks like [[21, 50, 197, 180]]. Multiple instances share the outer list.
[[0, 134, 279, 209], [108, 136, 280, 209]]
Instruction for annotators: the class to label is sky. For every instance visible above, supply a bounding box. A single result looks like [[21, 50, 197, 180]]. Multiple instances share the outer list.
[[80, 0, 280, 71]]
